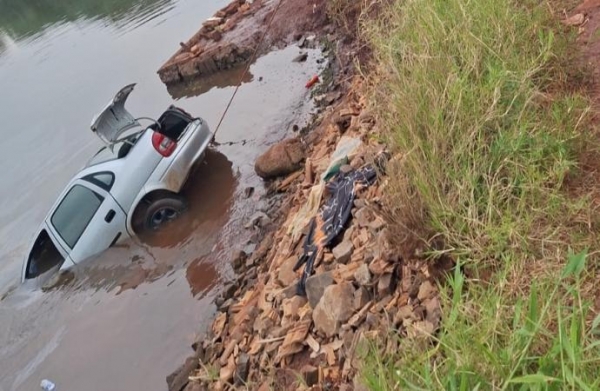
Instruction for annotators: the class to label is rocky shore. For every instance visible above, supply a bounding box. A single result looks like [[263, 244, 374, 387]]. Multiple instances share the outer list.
[[163, 0, 443, 389]]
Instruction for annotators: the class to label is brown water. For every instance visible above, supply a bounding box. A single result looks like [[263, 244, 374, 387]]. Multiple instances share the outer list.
[[0, 0, 324, 389]]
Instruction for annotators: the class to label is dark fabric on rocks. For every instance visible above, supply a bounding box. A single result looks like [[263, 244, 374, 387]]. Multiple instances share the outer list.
[[294, 166, 377, 295]]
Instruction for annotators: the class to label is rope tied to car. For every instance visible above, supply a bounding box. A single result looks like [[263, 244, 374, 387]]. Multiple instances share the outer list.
[[211, 0, 286, 144]]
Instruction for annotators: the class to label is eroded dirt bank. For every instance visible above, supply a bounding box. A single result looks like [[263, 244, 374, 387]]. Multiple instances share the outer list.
[[163, 1, 443, 390]]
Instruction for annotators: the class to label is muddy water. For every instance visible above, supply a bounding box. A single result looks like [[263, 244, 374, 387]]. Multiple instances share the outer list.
[[0, 0, 324, 389]]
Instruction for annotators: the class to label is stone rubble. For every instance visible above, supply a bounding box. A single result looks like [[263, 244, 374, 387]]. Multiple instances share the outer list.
[[167, 77, 443, 391]]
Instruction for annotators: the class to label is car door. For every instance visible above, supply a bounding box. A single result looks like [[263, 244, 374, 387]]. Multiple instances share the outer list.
[[48, 179, 127, 264]]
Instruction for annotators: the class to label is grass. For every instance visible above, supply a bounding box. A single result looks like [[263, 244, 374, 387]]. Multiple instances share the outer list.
[[353, 0, 600, 388]]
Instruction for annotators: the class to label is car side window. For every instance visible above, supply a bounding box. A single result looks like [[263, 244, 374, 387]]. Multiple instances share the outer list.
[[51, 185, 104, 248], [82, 172, 115, 191]]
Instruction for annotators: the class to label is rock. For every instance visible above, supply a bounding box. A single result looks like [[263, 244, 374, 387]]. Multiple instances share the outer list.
[[354, 208, 372, 227], [353, 263, 371, 286], [418, 280, 435, 301], [282, 296, 307, 319], [301, 365, 319, 387], [245, 211, 271, 228], [255, 138, 306, 179], [209, 30, 223, 41], [332, 240, 353, 264], [166, 348, 203, 391], [278, 256, 298, 286], [234, 353, 250, 386], [305, 272, 334, 308], [424, 296, 441, 329], [369, 217, 385, 231], [293, 53, 308, 62], [231, 250, 247, 272], [244, 243, 256, 257], [244, 187, 254, 198], [353, 286, 370, 310], [378, 272, 397, 297], [313, 283, 355, 337], [393, 305, 414, 326]]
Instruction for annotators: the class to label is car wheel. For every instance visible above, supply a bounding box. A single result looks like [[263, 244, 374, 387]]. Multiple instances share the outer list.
[[143, 196, 187, 231]]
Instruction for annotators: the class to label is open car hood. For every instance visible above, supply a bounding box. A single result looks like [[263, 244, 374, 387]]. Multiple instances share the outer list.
[[90, 83, 140, 144]]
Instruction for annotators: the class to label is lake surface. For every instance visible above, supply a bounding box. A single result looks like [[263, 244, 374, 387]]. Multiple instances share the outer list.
[[0, 0, 322, 389]]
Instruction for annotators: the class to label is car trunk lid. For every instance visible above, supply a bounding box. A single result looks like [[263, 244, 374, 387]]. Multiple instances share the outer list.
[[90, 83, 140, 145]]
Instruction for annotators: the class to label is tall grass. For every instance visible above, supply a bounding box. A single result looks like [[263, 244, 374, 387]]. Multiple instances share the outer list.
[[366, 0, 593, 262], [358, 0, 600, 388], [361, 251, 600, 390]]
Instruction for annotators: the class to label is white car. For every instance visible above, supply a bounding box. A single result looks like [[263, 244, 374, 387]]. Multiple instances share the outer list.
[[21, 84, 212, 282]]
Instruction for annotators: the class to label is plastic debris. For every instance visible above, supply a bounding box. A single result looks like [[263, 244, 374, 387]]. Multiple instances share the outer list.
[[305, 75, 319, 89]]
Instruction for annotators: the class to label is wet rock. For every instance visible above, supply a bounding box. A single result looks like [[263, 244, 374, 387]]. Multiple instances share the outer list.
[[278, 256, 298, 286], [418, 280, 435, 301], [244, 243, 257, 256], [245, 211, 271, 228], [305, 271, 334, 308], [231, 250, 247, 272], [313, 282, 354, 337], [332, 240, 353, 264], [166, 347, 203, 391], [293, 53, 308, 63], [353, 263, 371, 286], [234, 353, 250, 386], [255, 138, 305, 179], [353, 286, 370, 310]]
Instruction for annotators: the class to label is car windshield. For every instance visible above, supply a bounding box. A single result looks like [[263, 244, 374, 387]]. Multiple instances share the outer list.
[[86, 131, 143, 167]]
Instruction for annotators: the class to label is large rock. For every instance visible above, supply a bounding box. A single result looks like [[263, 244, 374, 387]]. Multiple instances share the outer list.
[[255, 138, 306, 179], [305, 272, 334, 308], [312, 282, 355, 337]]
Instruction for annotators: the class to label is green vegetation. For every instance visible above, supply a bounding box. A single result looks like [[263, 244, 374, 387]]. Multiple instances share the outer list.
[[358, 0, 600, 388]]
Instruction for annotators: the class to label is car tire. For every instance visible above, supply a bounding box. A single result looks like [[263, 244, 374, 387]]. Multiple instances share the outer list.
[[143, 195, 187, 231]]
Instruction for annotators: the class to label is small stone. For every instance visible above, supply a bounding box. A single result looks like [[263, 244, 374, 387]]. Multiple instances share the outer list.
[[209, 30, 222, 41], [369, 217, 385, 231], [424, 296, 441, 329], [312, 282, 354, 337], [231, 250, 247, 272], [301, 365, 319, 387], [377, 272, 396, 297], [234, 353, 250, 385], [305, 272, 334, 308], [332, 240, 353, 264], [353, 263, 371, 286], [244, 243, 257, 255], [245, 211, 271, 228], [418, 280, 435, 301], [393, 305, 414, 326], [278, 256, 298, 286], [293, 53, 308, 62], [353, 286, 370, 310], [282, 296, 307, 319], [244, 187, 254, 198]]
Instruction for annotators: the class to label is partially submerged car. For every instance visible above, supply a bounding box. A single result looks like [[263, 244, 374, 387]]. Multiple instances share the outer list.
[[21, 84, 212, 282]]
